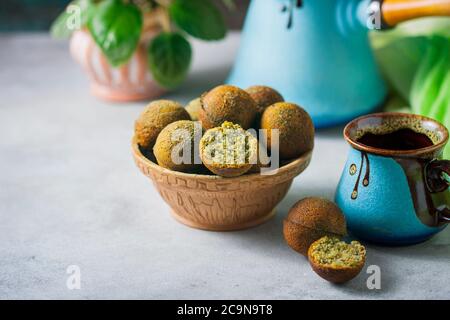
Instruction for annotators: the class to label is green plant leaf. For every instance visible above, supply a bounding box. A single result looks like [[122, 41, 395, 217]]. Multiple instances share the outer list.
[[372, 18, 450, 157], [88, 0, 142, 67], [147, 32, 192, 88], [169, 0, 226, 41], [373, 37, 429, 101], [410, 37, 449, 116], [50, 0, 95, 39], [370, 17, 450, 50]]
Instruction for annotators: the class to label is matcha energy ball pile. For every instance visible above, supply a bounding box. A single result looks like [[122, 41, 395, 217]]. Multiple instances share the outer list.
[[133, 84, 315, 177]]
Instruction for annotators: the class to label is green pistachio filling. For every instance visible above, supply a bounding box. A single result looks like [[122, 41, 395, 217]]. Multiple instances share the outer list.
[[202, 122, 256, 166], [310, 236, 365, 268]]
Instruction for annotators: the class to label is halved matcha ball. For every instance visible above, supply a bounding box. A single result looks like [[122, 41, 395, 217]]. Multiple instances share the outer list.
[[200, 121, 258, 177], [153, 120, 202, 173], [199, 85, 257, 130], [135, 100, 190, 150], [308, 236, 366, 284], [260, 102, 314, 160]]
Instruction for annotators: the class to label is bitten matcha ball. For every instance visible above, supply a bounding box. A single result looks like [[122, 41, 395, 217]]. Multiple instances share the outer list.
[[200, 122, 258, 178], [135, 100, 190, 150], [199, 85, 257, 130], [283, 197, 347, 256], [246, 85, 284, 115], [153, 120, 201, 173], [185, 97, 202, 121], [260, 102, 314, 160], [308, 236, 366, 284]]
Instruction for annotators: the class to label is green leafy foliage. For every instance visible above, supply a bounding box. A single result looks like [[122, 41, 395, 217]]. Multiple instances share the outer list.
[[411, 37, 450, 119], [147, 32, 192, 88], [88, 0, 142, 67], [169, 0, 226, 40], [371, 17, 450, 157], [50, 0, 95, 39], [52, 0, 229, 88]]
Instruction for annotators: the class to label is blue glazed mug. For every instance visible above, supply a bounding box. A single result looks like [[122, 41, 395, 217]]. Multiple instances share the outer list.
[[335, 112, 450, 245]]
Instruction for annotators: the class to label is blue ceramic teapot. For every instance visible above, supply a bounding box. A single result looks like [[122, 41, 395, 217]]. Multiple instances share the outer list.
[[228, 0, 450, 127], [335, 113, 450, 245]]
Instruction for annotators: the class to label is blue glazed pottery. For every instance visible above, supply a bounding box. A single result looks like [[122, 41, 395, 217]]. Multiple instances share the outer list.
[[336, 113, 450, 245], [227, 0, 450, 127]]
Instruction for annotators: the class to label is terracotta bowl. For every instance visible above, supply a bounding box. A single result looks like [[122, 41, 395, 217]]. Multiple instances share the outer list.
[[132, 139, 312, 231]]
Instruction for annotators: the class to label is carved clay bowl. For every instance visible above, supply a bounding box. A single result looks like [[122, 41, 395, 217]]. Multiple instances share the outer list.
[[132, 139, 312, 231]]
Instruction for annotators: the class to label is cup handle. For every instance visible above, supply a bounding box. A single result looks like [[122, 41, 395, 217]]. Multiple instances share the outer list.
[[425, 159, 450, 222]]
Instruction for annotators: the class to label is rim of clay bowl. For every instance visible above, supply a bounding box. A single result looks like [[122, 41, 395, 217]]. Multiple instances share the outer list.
[[131, 137, 312, 182], [344, 112, 449, 158]]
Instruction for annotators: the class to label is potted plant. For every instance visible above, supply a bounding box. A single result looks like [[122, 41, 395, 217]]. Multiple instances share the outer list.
[[51, 0, 231, 101]]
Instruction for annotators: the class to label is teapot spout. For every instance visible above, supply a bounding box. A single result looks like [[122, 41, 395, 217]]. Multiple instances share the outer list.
[[363, 0, 450, 30]]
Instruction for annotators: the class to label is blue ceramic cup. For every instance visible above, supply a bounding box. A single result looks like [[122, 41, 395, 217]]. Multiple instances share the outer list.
[[336, 112, 450, 245]]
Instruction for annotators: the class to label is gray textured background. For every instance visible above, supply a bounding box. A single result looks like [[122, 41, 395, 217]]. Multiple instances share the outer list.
[[0, 33, 449, 299]]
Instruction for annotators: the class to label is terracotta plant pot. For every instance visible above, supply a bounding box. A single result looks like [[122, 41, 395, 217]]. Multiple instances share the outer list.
[[70, 16, 165, 102], [132, 139, 312, 231]]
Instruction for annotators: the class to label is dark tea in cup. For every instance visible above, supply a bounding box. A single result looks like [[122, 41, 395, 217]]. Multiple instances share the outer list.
[[357, 128, 434, 151]]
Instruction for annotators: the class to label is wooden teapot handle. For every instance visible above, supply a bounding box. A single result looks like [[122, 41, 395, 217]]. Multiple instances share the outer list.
[[380, 0, 450, 27]]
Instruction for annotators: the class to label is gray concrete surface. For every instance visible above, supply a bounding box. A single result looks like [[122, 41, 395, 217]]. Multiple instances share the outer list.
[[0, 33, 449, 300]]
